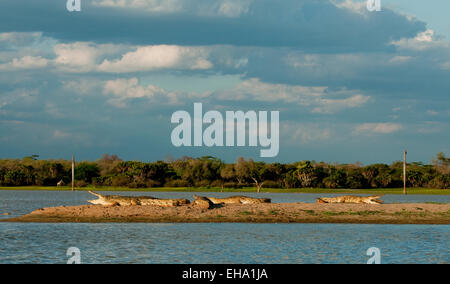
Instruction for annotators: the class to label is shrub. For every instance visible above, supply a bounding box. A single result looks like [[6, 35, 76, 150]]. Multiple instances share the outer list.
[[74, 180, 87, 188], [194, 180, 211, 188], [145, 179, 162, 188], [164, 179, 190, 187], [111, 175, 130, 187]]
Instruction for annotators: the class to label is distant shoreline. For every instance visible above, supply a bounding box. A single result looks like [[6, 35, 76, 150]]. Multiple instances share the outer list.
[[0, 186, 449, 195], [3, 202, 449, 224]]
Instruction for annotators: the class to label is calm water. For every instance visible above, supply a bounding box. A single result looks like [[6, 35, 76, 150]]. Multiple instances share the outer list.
[[0, 191, 449, 264]]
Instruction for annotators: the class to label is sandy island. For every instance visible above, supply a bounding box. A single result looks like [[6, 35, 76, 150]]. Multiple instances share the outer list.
[[3, 203, 450, 224]]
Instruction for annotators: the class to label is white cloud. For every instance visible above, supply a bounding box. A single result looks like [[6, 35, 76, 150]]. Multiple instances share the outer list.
[[102, 77, 213, 107], [311, 94, 370, 114], [54, 42, 125, 72], [54, 42, 103, 72], [92, 0, 252, 17], [415, 29, 434, 42], [98, 45, 212, 73], [331, 0, 367, 15], [0, 32, 42, 46], [0, 56, 48, 70], [62, 79, 102, 95], [218, 0, 252, 17], [218, 78, 370, 114], [388, 56, 412, 64], [93, 0, 182, 13], [354, 123, 402, 134], [102, 77, 176, 107], [281, 122, 332, 144], [392, 29, 447, 51]]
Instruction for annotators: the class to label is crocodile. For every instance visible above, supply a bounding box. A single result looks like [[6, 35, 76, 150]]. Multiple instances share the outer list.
[[87, 191, 190, 207], [316, 195, 383, 204], [204, 195, 271, 205]]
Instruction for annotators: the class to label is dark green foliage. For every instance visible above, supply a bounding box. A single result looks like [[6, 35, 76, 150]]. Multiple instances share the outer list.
[[75, 162, 100, 183], [0, 153, 448, 189]]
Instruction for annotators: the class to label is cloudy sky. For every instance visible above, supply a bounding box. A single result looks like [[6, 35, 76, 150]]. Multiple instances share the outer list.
[[0, 0, 449, 164]]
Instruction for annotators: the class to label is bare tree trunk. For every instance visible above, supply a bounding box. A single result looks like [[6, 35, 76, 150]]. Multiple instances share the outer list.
[[251, 177, 264, 193]]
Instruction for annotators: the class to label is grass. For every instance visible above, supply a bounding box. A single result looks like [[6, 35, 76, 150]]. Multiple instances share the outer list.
[[0, 186, 448, 195]]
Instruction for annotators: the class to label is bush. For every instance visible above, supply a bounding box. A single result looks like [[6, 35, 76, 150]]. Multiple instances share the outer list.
[[74, 180, 87, 188], [111, 175, 130, 187], [164, 179, 191, 187], [209, 180, 223, 188], [428, 174, 449, 189], [194, 180, 211, 188], [75, 162, 100, 183], [145, 179, 162, 188]]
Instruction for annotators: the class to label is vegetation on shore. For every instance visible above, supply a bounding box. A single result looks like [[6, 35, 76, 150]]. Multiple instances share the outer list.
[[0, 153, 448, 192], [0, 186, 448, 195]]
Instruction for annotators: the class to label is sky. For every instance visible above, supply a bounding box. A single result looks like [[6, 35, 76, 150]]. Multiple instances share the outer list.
[[0, 0, 449, 165]]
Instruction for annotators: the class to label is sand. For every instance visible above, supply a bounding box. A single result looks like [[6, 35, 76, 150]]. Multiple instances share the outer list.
[[3, 202, 449, 224]]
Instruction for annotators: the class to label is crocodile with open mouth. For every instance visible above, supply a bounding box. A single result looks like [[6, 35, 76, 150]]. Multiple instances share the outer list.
[[87, 191, 190, 207]]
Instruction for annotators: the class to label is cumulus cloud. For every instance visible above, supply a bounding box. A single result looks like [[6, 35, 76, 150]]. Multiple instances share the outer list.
[[54, 42, 105, 72], [312, 94, 370, 114], [0, 32, 42, 46], [0, 0, 426, 49], [62, 79, 102, 95], [354, 123, 403, 134], [51, 42, 214, 73], [331, 0, 367, 15], [391, 29, 448, 51], [98, 45, 212, 73], [0, 56, 48, 70], [93, 0, 182, 13], [92, 0, 252, 17], [102, 77, 176, 107], [218, 78, 370, 114], [281, 122, 332, 144], [217, 0, 252, 17], [388, 56, 412, 64]]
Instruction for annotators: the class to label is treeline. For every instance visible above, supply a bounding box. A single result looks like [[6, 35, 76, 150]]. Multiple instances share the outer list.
[[0, 153, 449, 190]]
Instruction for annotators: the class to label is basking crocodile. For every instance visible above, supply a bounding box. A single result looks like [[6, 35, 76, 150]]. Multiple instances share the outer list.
[[316, 195, 383, 204], [192, 195, 215, 209], [204, 195, 271, 205], [87, 191, 190, 207]]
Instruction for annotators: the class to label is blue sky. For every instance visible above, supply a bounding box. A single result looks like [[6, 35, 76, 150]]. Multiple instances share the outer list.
[[0, 0, 449, 164]]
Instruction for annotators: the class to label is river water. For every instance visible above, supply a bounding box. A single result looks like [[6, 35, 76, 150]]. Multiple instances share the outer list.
[[0, 190, 448, 264]]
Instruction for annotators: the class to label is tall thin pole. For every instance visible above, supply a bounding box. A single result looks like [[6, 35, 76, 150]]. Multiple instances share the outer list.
[[72, 155, 75, 192], [403, 150, 407, 195]]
